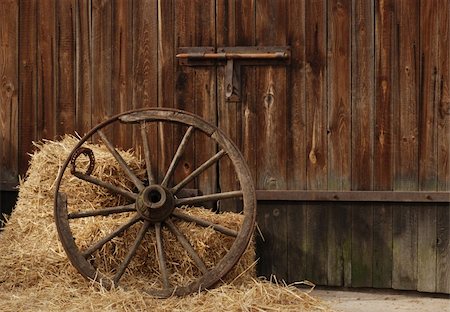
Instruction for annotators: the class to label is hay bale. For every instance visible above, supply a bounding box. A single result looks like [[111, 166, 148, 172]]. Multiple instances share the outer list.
[[0, 136, 333, 311]]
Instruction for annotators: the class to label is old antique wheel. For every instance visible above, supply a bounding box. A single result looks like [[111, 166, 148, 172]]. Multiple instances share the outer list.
[[54, 108, 256, 297]]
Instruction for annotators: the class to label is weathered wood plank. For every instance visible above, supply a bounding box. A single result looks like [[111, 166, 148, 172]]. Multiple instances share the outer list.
[[75, 0, 92, 136], [305, 0, 328, 286], [111, 0, 133, 149], [158, 0, 175, 182], [327, 0, 352, 287], [132, 0, 158, 180], [255, 0, 288, 282], [216, 0, 241, 212], [286, 0, 307, 284], [373, 0, 395, 289], [56, 0, 76, 135], [351, 0, 375, 288], [436, 0, 450, 294], [191, 0, 216, 198], [37, 0, 56, 140], [18, 0, 38, 175], [91, 0, 112, 128], [417, 0, 440, 293], [392, 0, 419, 290], [0, 0, 19, 188], [373, 203, 393, 288]]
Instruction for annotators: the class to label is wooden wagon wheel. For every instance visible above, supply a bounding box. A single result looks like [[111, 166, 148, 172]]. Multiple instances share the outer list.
[[53, 108, 256, 298]]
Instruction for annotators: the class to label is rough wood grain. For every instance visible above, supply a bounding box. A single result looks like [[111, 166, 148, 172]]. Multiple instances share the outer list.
[[255, 0, 288, 282], [56, 0, 76, 135], [158, 0, 175, 182], [436, 0, 450, 294], [91, 0, 112, 127], [351, 0, 374, 288], [305, 0, 328, 286], [133, 0, 158, 179], [75, 0, 92, 136], [216, 0, 241, 212], [373, 0, 394, 289], [37, 0, 56, 140], [112, 0, 133, 149], [392, 0, 419, 291], [286, 0, 307, 284], [417, 0, 439, 293], [326, 0, 352, 287], [18, 0, 38, 176], [0, 0, 19, 188]]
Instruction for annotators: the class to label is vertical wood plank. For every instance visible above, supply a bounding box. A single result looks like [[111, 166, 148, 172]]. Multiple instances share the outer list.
[[326, 0, 352, 287], [0, 0, 19, 188], [56, 0, 76, 136], [216, 0, 241, 212], [305, 0, 328, 286], [351, 0, 375, 288], [192, 0, 216, 198], [75, 0, 92, 136], [286, 0, 307, 284], [92, 0, 112, 127], [158, 0, 175, 182], [392, 0, 419, 290], [18, 0, 38, 175], [255, 0, 288, 282], [133, 0, 158, 179], [436, 0, 450, 294], [417, 0, 439, 293], [174, 0, 195, 187], [237, 0, 257, 184], [111, 0, 133, 149], [37, 0, 56, 140], [373, 0, 394, 289]]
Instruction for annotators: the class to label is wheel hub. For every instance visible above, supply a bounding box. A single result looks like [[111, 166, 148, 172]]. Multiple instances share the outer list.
[[135, 185, 175, 222]]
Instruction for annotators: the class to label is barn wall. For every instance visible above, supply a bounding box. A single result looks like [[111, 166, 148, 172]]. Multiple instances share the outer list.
[[0, 0, 449, 293]]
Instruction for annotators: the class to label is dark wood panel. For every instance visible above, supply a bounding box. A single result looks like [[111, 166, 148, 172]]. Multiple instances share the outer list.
[[132, 0, 158, 179], [326, 0, 352, 287], [373, 0, 395, 289], [417, 0, 440, 293], [157, 0, 175, 182], [91, 0, 112, 127], [392, 0, 420, 291], [18, 0, 38, 175], [111, 0, 133, 149], [74, 0, 92, 136], [255, 0, 288, 282], [351, 0, 375, 288], [305, 0, 328, 286], [56, 0, 76, 135], [37, 0, 56, 140], [286, 0, 307, 284], [436, 0, 450, 294], [217, 0, 241, 212], [0, 0, 19, 189]]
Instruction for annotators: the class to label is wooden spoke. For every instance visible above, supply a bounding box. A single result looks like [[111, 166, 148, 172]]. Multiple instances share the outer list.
[[172, 208, 238, 237], [175, 191, 243, 207], [113, 220, 151, 285], [161, 126, 194, 187], [72, 172, 137, 201], [81, 215, 141, 258], [165, 219, 208, 274], [140, 122, 156, 185], [97, 130, 145, 191], [171, 149, 226, 194], [68, 204, 136, 219], [155, 222, 170, 289]]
